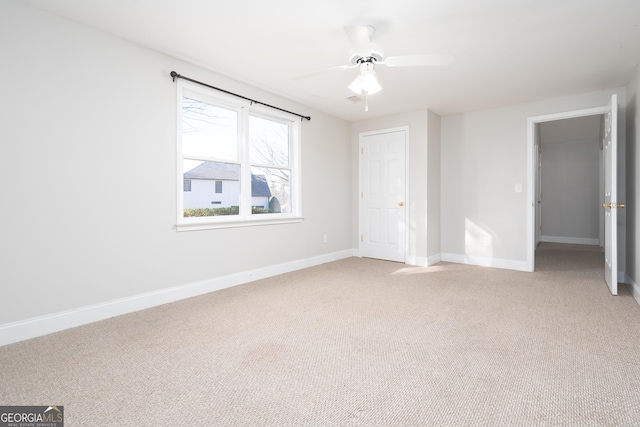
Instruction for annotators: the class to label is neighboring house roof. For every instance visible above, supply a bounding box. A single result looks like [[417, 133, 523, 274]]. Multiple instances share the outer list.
[[251, 174, 271, 197], [184, 161, 271, 197], [184, 162, 239, 180]]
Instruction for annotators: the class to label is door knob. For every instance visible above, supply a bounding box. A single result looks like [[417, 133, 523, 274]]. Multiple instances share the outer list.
[[398, 202, 404, 207]]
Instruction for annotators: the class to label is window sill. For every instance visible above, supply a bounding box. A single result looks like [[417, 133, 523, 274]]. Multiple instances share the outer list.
[[176, 216, 303, 232]]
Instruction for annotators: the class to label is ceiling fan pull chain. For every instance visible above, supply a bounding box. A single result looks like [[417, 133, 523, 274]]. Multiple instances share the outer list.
[[365, 91, 369, 112]]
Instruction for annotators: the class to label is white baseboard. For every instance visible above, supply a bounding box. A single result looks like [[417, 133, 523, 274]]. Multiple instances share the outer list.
[[625, 274, 640, 307], [405, 255, 427, 267], [370, 253, 441, 268], [0, 249, 354, 347], [540, 236, 600, 246], [441, 253, 531, 272], [427, 253, 442, 266]]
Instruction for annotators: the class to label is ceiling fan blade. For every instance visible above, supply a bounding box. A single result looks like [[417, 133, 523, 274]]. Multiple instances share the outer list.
[[344, 25, 374, 57], [383, 53, 455, 67], [292, 64, 356, 80]]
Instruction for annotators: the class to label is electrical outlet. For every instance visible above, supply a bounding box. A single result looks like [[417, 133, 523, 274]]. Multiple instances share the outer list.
[[515, 183, 523, 193]]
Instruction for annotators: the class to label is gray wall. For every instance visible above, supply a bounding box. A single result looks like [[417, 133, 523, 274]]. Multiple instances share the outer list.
[[427, 110, 442, 258], [441, 88, 626, 271], [0, 1, 352, 327]]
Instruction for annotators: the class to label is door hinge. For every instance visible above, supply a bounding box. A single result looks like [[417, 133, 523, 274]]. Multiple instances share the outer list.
[[361, 147, 364, 154], [360, 235, 363, 242]]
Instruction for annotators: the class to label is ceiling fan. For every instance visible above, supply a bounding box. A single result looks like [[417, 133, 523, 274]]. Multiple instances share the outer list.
[[293, 25, 454, 110]]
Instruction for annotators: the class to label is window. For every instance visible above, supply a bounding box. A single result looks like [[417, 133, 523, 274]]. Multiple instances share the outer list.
[[176, 80, 301, 230]]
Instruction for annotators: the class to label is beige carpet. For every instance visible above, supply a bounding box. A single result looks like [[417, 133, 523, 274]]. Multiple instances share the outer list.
[[1, 243, 639, 426]]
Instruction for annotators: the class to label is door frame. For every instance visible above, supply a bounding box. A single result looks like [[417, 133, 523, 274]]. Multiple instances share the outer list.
[[358, 126, 410, 262], [526, 106, 609, 272]]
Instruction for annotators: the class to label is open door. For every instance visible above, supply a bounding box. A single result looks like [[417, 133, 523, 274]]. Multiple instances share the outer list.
[[603, 94, 620, 295], [535, 141, 542, 246]]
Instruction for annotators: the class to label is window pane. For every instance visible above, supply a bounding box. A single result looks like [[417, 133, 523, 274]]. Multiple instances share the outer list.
[[182, 97, 238, 161], [249, 115, 289, 167], [251, 166, 290, 214], [183, 159, 240, 217]]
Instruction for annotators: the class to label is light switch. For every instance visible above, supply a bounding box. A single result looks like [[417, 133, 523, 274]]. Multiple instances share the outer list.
[[515, 183, 523, 193]]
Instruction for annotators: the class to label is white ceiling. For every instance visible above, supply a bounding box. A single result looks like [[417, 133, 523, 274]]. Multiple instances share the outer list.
[[21, 0, 640, 122]]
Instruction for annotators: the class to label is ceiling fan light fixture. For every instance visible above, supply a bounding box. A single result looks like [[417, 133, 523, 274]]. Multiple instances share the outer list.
[[349, 63, 382, 95], [361, 70, 382, 94], [348, 75, 364, 95]]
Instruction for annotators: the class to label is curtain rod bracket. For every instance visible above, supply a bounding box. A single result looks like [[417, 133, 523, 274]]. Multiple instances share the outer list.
[[169, 71, 310, 121]]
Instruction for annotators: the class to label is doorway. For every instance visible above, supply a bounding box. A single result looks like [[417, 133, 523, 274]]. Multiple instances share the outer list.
[[527, 106, 610, 271], [527, 95, 621, 295], [537, 115, 604, 247]]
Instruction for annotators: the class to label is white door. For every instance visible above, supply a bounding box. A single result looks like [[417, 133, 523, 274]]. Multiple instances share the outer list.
[[535, 141, 542, 245], [603, 94, 619, 295], [359, 129, 407, 262]]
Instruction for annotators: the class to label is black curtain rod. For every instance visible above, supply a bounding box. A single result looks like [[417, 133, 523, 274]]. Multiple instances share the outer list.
[[170, 71, 311, 121]]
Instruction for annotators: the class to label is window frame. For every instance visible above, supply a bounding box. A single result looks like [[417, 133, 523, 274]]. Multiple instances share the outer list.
[[176, 80, 302, 231]]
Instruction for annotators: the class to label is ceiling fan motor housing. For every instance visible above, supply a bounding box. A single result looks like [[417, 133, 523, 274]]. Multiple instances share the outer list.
[[349, 43, 384, 65]]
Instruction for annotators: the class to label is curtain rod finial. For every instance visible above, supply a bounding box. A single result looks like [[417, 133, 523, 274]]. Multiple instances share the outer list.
[[170, 71, 179, 82]]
